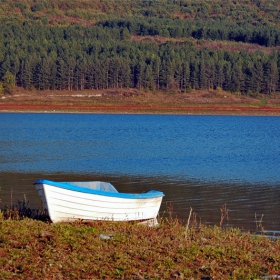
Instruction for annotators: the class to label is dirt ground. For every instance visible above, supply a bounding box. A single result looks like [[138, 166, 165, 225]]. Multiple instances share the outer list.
[[1, 87, 280, 115]]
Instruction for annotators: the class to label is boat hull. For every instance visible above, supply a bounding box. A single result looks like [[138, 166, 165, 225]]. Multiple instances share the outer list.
[[35, 181, 164, 223]]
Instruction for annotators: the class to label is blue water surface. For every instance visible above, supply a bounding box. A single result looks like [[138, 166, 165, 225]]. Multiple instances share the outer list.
[[1, 113, 280, 184]]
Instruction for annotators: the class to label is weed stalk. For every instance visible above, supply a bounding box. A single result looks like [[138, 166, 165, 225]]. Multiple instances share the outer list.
[[184, 207, 193, 239], [220, 203, 229, 228]]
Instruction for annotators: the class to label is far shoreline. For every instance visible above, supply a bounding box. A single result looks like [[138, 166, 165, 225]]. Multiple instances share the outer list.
[[1, 87, 280, 116], [0, 104, 280, 117], [1, 108, 280, 116]]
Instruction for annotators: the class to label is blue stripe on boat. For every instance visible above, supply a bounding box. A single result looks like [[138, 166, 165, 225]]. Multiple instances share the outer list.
[[34, 179, 165, 199]]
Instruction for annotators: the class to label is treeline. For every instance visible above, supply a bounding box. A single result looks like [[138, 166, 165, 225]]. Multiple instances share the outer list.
[[0, 22, 279, 94], [100, 17, 280, 47], [1, 0, 280, 95]]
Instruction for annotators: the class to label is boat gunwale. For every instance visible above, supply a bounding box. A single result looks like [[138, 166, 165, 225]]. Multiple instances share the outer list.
[[34, 179, 165, 199]]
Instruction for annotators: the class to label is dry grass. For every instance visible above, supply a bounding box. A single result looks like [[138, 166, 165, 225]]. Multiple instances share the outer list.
[[0, 204, 279, 279], [1, 87, 280, 115]]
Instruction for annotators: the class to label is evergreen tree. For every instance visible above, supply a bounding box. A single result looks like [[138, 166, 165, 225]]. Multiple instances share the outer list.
[[230, 62, 244, 94], [263, 59, 278, 94], [3, 71, 16, 94]]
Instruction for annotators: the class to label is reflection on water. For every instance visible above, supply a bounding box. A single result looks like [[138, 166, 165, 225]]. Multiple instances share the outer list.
[[0, 172, 279, 233], [0, 113, 280, 232]]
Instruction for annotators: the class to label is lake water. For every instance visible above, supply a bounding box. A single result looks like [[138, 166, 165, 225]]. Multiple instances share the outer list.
[[0, 113, 280, 233]]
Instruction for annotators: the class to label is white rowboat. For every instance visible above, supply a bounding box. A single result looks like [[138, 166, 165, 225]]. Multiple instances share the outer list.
[[34, 179, 164, 223]]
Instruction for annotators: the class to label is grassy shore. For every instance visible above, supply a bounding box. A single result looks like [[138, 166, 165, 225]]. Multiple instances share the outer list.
[[1, 88, 280, 115], [0, 205, 279, 279]]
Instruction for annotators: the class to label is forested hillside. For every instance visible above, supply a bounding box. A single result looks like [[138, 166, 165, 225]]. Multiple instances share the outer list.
[[1, 0, 280, 95]]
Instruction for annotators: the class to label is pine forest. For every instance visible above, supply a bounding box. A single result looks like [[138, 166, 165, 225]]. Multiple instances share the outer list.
[[1, 0, 280, 96]]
